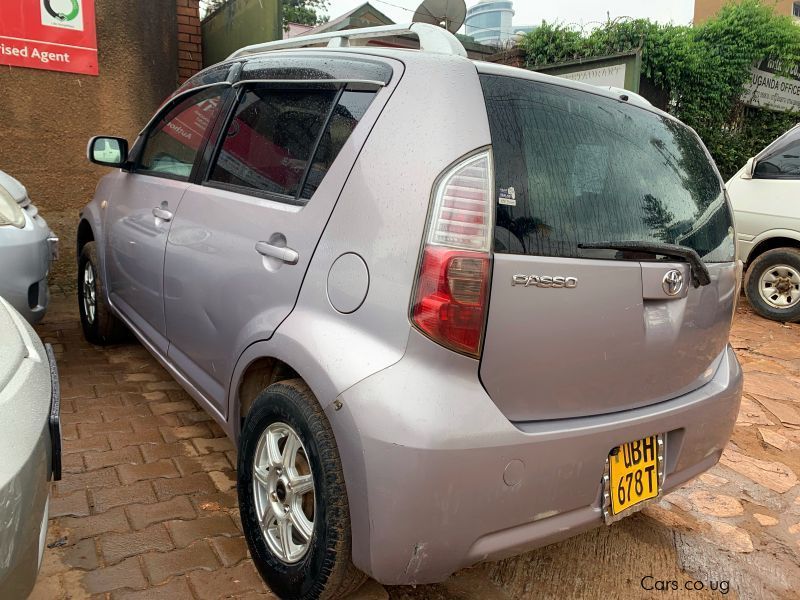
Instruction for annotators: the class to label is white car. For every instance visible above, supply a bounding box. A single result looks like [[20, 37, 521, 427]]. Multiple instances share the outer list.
[[727, 123, 800, 322], [0, 170, 58, 324], [0, 296, 61, 598]]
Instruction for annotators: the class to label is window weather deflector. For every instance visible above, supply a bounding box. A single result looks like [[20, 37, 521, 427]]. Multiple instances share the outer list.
[[578, 241, 712, 287]]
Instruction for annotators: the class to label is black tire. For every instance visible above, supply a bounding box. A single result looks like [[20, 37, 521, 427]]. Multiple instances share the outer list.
[[744, 247, 800, 322], [77, 242, 127, 345], [238, 379, 365, 600]]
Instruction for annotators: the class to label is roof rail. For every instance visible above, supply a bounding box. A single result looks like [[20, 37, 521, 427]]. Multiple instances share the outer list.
[[227, 22, 468, 60]]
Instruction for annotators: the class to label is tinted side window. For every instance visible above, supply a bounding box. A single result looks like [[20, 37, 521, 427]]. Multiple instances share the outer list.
[[480, 74, 734, 262], [210, 87, 374, 203], [755, 138, 800, 179], [301, 90, 375, 198], [138, 87, 225, 180]]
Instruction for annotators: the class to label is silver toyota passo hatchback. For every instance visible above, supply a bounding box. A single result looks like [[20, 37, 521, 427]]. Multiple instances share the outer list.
[[78, 24, 743, 599]]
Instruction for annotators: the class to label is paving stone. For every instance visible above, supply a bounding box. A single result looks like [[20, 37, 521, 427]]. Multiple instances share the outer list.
[[737, 397, 774, 426], [99, 524, 174, 564], [150, 400, 195, 415], [756, 397, 800, 428], [62, 453, 86, 474], [758, 427, 799, 451], [160, 424, 212, 443], [102, 404, 154, 422], [62, 435, 110, 455], [142, 541, 220, 584], [84, 446, 144, 471], [174, 453, 231, 476], [140, 440, 198, 462], [702, 520, 754, 553], [109, 429, 165, 450], [130, 414, 183, 433], [112, 577, 194, 600], [62, 507, 130, 541], [55, 467, 120, 495], [153, 472, 217, 501], [721, 448, 799, 493], [166, 514, 239, 548], [686, 490, 745, 517], [192, 437, 235, 455], [127, 496, 196, 530], [193, 490, 239, 513], [78, 420, 135, 438], [754, 513, 779, 526], [82, 557, 147, 594], [188, 561, 268, 599], [209, 470, 237, 492], [117, 460, 180, 484], [51, 490, 91, 518], [209, 535, 249, 567], [91, 480, 157, 514], [745, 372, 800, 403]]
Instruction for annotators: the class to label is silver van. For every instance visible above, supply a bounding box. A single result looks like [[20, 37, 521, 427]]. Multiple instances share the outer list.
[[78, 24, 743, 599]]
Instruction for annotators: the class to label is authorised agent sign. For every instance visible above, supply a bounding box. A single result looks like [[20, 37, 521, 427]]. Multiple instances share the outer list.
[[0, 0, 98, 75]]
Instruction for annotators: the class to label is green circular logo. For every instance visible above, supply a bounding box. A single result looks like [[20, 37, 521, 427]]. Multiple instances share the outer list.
[[44, 0, 80, 22]]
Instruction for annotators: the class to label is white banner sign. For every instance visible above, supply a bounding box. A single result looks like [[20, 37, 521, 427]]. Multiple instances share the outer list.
[[557, 63, 627, 88], [742, 61, 800, 113]]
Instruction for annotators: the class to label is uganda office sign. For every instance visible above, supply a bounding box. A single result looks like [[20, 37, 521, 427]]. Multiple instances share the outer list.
[[0, 0, 98, 75]]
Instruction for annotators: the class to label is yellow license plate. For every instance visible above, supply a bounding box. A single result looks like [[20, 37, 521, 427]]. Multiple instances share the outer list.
[[608, 435, 660, 515]]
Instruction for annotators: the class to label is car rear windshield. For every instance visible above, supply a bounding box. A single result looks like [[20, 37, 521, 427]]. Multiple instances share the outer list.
[[480, 74, 735, 262]]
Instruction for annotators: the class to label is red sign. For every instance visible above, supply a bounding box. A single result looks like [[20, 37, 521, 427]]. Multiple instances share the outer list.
[[0, 0, 98, 75]]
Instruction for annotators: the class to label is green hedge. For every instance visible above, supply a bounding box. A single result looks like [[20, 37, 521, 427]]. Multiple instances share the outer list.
[[519, 0, 800, 180]]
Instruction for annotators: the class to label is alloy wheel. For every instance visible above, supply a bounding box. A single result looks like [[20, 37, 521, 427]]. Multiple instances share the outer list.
[[82, 262, 97, 324], [252, 422, 315, 564]]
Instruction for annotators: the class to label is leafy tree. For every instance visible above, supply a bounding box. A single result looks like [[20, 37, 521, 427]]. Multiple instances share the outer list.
[[519, 0, 800, 179], [283, 0, 329, 27], [202, 0, 329, 28]]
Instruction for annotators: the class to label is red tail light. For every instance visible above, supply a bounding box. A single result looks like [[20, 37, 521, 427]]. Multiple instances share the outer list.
[[411, 151, 493, 357]]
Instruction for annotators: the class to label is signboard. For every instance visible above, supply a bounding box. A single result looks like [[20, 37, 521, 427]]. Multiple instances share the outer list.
[[557, 63, 627, 88], [0, 0, 98, 75], [742, 59, 800, 113], [533, 52, 642, 94]]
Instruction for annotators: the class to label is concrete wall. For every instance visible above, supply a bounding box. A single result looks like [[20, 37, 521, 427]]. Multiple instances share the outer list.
[[0, 0, 180, 288], [202, 0, 281, 67]]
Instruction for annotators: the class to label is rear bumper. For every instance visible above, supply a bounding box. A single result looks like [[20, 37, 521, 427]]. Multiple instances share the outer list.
[[330, 331, 742, 585], [0, 218, 56, 324]]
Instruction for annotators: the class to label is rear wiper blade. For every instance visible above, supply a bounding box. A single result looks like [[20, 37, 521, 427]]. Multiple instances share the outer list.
[[578, 241, 711, 288]]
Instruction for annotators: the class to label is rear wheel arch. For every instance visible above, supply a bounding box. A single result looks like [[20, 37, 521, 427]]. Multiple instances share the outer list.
[[746, 235, 800, 269], [234, 356, 299, 434]]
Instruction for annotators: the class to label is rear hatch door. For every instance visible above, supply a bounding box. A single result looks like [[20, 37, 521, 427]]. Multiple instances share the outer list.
[[478, 73, 737, 422]]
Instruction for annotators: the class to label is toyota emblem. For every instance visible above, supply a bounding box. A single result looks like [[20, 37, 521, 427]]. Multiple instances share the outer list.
[[662, 269, 684, 296]]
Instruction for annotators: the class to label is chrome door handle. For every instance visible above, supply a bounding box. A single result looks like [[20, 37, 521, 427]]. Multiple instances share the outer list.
[[255, 241, 299, 265], [152, 207, 174, 221]]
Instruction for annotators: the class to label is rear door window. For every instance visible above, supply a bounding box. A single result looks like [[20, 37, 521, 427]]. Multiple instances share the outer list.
[[480, 74, 735, 262], [208, 86, 375, 204]]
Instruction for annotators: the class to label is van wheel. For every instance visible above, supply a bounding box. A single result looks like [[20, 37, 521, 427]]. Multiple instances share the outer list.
[[238, 379, 365, 600], [745, 248, 800, 322], [78, 242, 127, 345]]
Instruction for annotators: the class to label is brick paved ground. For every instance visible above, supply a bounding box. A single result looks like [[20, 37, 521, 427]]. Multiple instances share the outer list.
[[30, 294, 800, 599]]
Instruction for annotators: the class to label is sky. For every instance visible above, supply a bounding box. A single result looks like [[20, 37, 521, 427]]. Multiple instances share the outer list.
[[322, 0, 696, 30]]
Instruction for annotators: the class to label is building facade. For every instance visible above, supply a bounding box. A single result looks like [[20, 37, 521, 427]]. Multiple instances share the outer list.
[[694, 0, 800, 23], [465, 0, 515, 46]]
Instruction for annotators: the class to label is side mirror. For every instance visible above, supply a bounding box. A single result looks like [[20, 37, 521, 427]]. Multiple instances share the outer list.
[[741, 157, 755, 180], [87, 136, 128, 168]]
